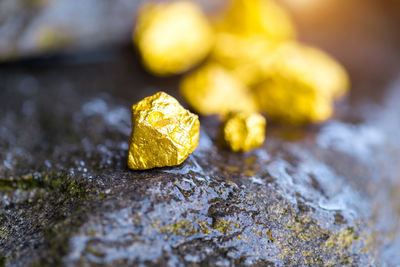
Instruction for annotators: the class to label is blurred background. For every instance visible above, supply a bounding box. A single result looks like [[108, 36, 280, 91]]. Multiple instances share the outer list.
[[1, 0, 400, 109]]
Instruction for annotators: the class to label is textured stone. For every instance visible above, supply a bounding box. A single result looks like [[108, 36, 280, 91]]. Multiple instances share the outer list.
[[0, 47, 400, 266], [127, 92, 200, 170], [1, 1, 400, 264], [221, 111, 266, 152]]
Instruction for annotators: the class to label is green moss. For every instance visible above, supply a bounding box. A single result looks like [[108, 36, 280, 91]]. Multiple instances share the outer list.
[[158, 217, 242, 237], [268, 211, 370, 265], [324, 227, 354, 249], [252, 229, 263, 236], [0, 255, 5, 267], [86, 230, 99, 236], [0, 175, 45, 190], [3, 172, 96, 266], [0, 173, 73, 191], [85, 245, 106, 258], [0, 226, 9, 238], [159, 220, 198, 237], [212, 218, 234, 235], [198, 220, 211, 234]]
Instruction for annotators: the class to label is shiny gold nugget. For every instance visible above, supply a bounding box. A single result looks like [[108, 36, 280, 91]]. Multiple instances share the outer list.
[[134, 1, 214, 76], [180, 63, 257, 116], [221, 111, 266, 152], [127, 92, 200, 170], [254, 43, 349, 124]]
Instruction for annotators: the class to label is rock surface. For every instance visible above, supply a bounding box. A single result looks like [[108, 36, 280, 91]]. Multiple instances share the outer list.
[[0, 45, 400, 266], [1, 0, 400, 266]]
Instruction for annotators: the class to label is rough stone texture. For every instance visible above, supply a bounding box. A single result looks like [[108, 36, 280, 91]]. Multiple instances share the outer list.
[[1, 0, 400, 266], [0, 44, 400, 266]]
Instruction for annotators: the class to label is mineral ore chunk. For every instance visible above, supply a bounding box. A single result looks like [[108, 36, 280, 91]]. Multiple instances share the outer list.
[[208, 0, 296, 87], [127, 92, 200, 170], [133, 1, 214, 76], [179, 63, 257, 116], [211, 33, 277, 86], [254, 43, 349, 124], [215, 0, 296, 41], [221, 111, 266, 152], [270, 42, 350, 99]]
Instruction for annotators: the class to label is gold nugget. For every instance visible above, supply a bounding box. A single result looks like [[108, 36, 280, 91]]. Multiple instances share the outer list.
[[210, 0, 296, 86], [215, 0, 296, 42], [221, 111, 266, 152], [270, 43, 349, 99], [127, 92, 200, 170], [254, 43, 349, 124], [180, 63, 257, 116], [134, 1, 214, 76], [254, 79, 333, 124], [211, 33, 276, 86]]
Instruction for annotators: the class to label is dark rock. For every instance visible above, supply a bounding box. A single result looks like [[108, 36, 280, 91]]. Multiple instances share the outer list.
[[0, 46, 400, 266], [1, 1, 400, 265]]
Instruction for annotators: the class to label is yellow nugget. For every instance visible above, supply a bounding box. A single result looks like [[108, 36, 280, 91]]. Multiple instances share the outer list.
[[254, 43, 349, 124], [221, 111, 266, 152], [215, 0, 296, 41], [128, 92, 200, 170], [180, 63, 257, 116], [134, 1, 214, 76]]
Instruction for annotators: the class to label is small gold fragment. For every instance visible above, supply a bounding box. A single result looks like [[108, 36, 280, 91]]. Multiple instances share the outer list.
[[221, 111, 266, 152], [134, 1, 214, 76], [179, 63, 257, 116], [215, 0, 296, 41], [254, 43, 349, 124], [127, 92, 200, 170]]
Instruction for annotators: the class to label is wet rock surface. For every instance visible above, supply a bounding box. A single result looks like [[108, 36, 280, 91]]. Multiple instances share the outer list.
[[0, 47, 400, 266], [1, 1, 400, 265]]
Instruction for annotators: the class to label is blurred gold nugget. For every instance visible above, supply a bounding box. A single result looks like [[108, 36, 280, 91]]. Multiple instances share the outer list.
[[128, 92, 200, 170], [221, 111, 266, 152], [134, 1, 214, 76], [215, 0, 296, 41], [254, 43, 350, 124], [180, 63, 257, 116], [211, 33, 276, 86], [211, 0, 296, 86], [209, 0, 349, 125]]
